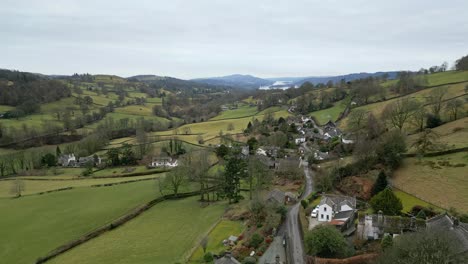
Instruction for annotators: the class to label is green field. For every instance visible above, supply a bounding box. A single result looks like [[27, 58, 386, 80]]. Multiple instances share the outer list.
[[393, 189, 441, 213], [425, 70, 468, 86], [210, 105, 259, 120], [0, 180, 163, 264], [49, 197, 227, 264], [0, 174, 161, 198], [0, 105, 15, 112], [188, 220, 244, 263], [393, 152, 468, 212], [310, 99, 347, 124]]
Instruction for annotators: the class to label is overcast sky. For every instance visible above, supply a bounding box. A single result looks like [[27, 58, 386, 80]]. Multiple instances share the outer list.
[[1, 0, 467, 79]]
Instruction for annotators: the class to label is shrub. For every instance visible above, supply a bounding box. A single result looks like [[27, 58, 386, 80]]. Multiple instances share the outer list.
[[426, 114, 442, 128], [249, 233, 264, 248], [305, 225, 350, 258], [381, 235, 393, 251], [301, 199, 309, 209], [243, 256, 257, 264], [203, 252, 213, 262]]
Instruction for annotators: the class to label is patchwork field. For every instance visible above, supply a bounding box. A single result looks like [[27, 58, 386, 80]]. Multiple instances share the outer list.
[[0, 180, 164, 264], [393, 152, 468, 212], [49, 197, 227, 264], [153, 108, 291, 145], [188, 220, 244, 263]]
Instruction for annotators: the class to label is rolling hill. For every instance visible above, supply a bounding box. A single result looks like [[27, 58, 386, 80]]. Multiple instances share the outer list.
[[191, 74, 273, 89]]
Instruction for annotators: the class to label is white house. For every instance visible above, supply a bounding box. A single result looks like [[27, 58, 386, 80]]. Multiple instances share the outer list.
[[317, 194, 356, 228], [295, 137, 306, 145], [58, 154, 77, 167], [256, 148, 267, 156], [149, 157, 178, 168]]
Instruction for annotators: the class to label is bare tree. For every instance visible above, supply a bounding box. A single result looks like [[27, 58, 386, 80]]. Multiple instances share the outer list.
[[10, 178, 25, 198], [445, 99, 463, 120], [427, 86, 448, 117], [382, 98, 418, 131], [410, 106, 427, 132], [201, 236, 209, 253], [412, 129, 439, 158], [348, 108, 368, 131], [161, 165, 189, 196]]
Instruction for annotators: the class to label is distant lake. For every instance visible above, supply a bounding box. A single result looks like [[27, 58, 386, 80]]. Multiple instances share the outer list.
[[259, 81, 298, 90]]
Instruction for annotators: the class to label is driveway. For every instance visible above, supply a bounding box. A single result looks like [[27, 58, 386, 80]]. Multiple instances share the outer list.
[[258, 236, 286, 264], [308, 216, 321, 231]]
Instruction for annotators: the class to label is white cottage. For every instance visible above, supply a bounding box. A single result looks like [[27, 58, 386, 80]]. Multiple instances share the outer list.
[[317, 194, 357, 229]]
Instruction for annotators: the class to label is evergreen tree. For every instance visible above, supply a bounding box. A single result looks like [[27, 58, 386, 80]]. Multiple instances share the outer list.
[[416, 210, 426, 219], [370, 188, 403, 215], [224, 156, 247, 203], [56, 146, 62, 157], [371, 171, 388, 196]]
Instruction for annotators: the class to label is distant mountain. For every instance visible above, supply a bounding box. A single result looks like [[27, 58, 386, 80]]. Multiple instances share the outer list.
[[128, 75, 229, 91], [192, 74, 273, 89], [292, 71, 400, 86]]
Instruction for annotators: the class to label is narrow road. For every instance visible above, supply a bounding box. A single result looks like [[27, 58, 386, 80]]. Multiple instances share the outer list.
[[279, 160, 314, 264]]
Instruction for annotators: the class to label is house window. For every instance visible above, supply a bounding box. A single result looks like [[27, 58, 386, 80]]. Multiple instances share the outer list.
[[326, 215, 329, 220], [324, 207, 327, 212], [321, 214, 324, 219]]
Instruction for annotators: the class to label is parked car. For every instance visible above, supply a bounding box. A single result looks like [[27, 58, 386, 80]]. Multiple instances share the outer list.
[[311, 207, 319, 218]]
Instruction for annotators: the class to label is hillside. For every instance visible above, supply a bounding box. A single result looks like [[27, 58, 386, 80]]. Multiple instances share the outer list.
[[128, 75, 230, 91], [294, 71, 400, 85], [192, 74, 273, 89]]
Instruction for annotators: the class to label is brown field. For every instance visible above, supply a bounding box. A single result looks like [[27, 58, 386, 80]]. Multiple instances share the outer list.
[[393, 152, 468, 213]]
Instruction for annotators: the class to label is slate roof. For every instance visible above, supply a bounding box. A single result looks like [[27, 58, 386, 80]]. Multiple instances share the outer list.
[[334, 210, 355, 220], [427, 214, 468, 256], [267, 189, 285, 204], [319, 194, 356, 211], [215, 256, 241, 264]]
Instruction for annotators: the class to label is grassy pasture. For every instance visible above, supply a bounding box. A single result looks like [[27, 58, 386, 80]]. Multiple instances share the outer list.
[[210, 105, 259, 120], [393, 152, 468, 213], [49, 197, 227, 264], [0, 180, 164, 264], [0, 105, 14, 112], [114, 104, 154, 116], [153, 108, 290, 144], [393, 189, 441, 213], [341, 82, 467, 129], [188, 220, 244, 263], [0, 174, 161, 198], [310, 100, 347, 124], [407, 117, 468, 152], [425, 70, 468, 86]]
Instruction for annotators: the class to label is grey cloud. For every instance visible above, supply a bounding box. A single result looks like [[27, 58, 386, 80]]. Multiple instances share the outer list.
[[1, 0, 467, 78]]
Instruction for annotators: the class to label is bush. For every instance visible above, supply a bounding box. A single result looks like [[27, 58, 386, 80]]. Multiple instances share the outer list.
[[301, 199, 309, 209], [249, 233, 264, 248], [305, 225, 350, 258], [243, 256, 257, 264], [381, 235, 393, 251], [203, 252, 213, 262], [426, 114, 442, 128]]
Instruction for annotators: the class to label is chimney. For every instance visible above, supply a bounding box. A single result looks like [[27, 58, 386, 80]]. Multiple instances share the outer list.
[[453, 217, 460, 227], [378, 210, 384, 227], [275, 254, 280, 264], [225, 251, 232, 259]]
